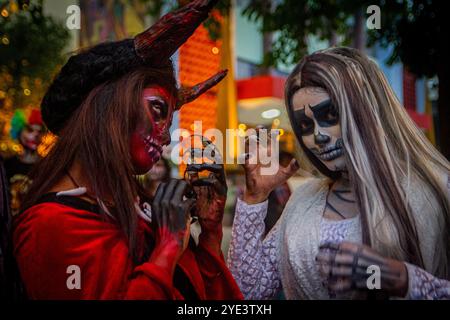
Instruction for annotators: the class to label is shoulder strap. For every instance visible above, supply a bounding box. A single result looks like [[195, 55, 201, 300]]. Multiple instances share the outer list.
[[31, 192, 101, 214]]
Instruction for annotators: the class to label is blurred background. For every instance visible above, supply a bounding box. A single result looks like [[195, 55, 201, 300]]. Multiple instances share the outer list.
[[0, 0, 448, 254]]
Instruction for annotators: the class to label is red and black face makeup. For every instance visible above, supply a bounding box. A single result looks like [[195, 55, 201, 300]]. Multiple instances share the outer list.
[[130, 86, 175, 174], [293, 99, 339, 136]]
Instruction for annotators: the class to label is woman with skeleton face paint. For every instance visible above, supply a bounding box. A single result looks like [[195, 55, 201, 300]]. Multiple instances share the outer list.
[[7, 0, 243, 300], [228, 47, 450, 299]]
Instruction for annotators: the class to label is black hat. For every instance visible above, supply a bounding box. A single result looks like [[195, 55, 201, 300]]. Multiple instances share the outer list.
[[41, 0, 226, 134]]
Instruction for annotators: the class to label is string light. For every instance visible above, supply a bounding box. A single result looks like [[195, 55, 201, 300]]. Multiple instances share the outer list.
[[261, 109, 280, 119], [23, 89, 31, 96], [1, 9, 8, 17], [211, 46, 219, 55], [1, 36, 10, 45], [12, 144, 22, 153]]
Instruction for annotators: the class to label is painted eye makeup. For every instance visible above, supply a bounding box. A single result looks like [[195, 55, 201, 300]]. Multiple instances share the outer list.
[[311, 99, 339, 127], [293, 99, 339, 136], [145, 96, 169, 123], [293, 110, 315, 136]]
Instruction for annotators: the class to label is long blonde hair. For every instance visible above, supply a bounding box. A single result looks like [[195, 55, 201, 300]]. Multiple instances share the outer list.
[[286, 47, 450, 277]]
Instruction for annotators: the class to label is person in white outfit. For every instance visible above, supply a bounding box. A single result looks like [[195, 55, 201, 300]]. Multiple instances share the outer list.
[[227, 47, 450, 300]]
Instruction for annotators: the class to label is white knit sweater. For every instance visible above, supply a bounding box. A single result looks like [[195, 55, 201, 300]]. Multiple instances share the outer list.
[[227, 177, 450, 300]]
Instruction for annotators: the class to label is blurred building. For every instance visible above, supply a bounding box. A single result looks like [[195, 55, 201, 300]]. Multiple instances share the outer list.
[[1, 0, 437, 163], [232, 2, 436, 154]]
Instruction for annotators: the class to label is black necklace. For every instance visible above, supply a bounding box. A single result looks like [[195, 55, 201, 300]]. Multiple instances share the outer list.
[[325, 200, 347, 220], [332, 189, 356, 203]]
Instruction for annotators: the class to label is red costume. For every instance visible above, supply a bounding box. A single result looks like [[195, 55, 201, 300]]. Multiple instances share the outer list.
[[14, 194, 242, 299], [8, 0, 243, 300]]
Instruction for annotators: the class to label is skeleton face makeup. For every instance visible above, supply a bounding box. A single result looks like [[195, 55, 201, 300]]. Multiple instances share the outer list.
[[130, 86, 175, 174], [292, 88, 346, 172]]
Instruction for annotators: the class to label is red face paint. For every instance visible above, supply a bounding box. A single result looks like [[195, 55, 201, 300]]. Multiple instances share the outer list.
[[130, 86, 175, 174]]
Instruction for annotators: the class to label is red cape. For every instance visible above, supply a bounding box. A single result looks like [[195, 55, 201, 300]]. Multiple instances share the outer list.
[[13, 199, 243, 300]]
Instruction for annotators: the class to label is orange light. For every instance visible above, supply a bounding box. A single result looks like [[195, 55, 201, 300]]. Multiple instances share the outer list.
[[211, 46, 219, 55], [1, 9, 9, 17], [179, 21, 222, 176], [181, 130, 190, 138]]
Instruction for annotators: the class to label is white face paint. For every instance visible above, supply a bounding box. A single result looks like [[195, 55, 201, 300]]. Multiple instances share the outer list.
[[292, 87, 346, 172]]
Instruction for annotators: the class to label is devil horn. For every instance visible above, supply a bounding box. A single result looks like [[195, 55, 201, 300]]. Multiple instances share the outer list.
[[177, 69, 227, 109], [134, 0, 219, 62]]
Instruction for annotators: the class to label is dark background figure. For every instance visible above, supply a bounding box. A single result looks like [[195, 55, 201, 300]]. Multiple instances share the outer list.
[[0, 158, 10, 299], [265, 151, 293, 235], [3, 109, 44, 215], [252, 125, 293, 235], [140, 157, 171, 198], [0, 109, 43, 300]]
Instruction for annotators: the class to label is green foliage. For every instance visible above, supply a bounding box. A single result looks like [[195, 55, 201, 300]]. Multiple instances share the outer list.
[[241, 0, 368, 68], [241, 0, 444, 78], [368, 0, 441, 78], [140, 0, 231, 41], [0, 1, 70, 108]]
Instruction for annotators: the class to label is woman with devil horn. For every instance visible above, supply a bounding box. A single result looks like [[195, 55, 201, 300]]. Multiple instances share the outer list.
[[10, 0, 242, 300]]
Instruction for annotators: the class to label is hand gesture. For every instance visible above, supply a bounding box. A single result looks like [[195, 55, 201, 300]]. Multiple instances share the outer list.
[[316, 241, 408, 297], [151, 179, 195, 262], [241, 134, 299, 204]]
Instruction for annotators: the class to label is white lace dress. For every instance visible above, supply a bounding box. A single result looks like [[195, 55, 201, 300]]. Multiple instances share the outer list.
[[227, 195, 450, 300]]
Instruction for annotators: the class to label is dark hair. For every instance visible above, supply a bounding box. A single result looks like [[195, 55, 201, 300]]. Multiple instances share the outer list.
[[22, 64, 177, 264]]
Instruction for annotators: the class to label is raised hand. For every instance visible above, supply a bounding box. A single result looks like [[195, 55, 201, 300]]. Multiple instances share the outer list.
[[316, 241, 408, 297], [150, 179, 195, 268], [185, 163, 227, 255], [241, 134, 299, 204], [186, 163, 227, 226]]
